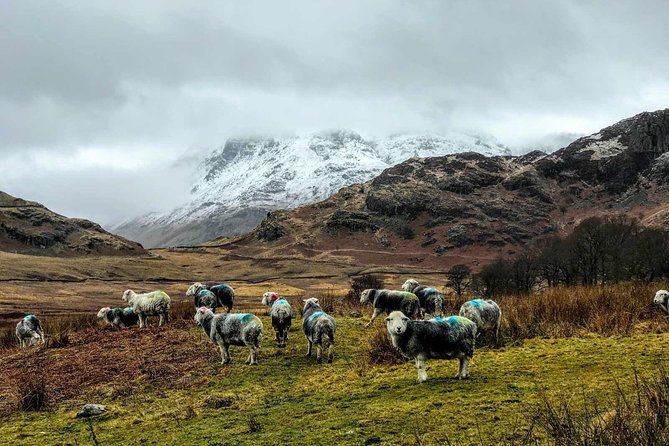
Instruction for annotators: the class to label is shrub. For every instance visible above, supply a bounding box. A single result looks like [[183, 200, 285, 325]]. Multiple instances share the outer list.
[[345, 274, 384, 304], [365, 324, 403, 365], [15, 372, 49, 411]]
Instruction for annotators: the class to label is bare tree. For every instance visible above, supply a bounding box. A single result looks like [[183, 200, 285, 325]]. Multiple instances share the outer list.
[[447, 264, 472, 296]]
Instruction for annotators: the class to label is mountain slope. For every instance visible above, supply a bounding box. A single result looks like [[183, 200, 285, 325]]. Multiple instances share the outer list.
[[224, 109, 669, 268], [0, 191, 147, 256], [112, 130, 511, 247]]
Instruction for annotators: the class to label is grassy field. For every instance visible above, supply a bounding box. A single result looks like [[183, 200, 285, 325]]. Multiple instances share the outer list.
[[2, 249, 669, 445], [1, 312, 668, 445]]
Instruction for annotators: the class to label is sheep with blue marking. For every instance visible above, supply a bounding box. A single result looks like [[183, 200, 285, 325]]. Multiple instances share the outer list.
[[654, 290, 669, 314], [262, 292, 293, 348], [122, 289, 171, 328], [15, 314, 44, 347], [194, 307, 263, 365], [401, 278, 445, 318], [360, 289, 421, 327], [386, 312, 477, 383], [186, 282, 234, 313], [302, 298, 336, 363], [97, 307, 139, 328], [459, 299, 501, 344]]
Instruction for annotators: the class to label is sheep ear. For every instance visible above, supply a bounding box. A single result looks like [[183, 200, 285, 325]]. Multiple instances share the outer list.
[[302, 299, 308, 303], [385, 317, 391, 321]]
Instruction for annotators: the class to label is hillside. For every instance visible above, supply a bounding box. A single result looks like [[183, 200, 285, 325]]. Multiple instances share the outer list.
[[224, 109, 669, 268], [111, 130, 511, 247], [0, 191, 147, 257]]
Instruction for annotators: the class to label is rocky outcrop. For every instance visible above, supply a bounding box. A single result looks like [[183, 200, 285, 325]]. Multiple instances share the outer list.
[[0, 191, 147, 256]]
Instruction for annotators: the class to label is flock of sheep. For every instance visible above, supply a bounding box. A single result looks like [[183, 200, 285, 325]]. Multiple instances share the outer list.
[[13, 284, 669, 383]]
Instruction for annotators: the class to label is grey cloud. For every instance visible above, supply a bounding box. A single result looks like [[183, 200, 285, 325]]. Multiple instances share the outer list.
[[1, 0, 669, 221]]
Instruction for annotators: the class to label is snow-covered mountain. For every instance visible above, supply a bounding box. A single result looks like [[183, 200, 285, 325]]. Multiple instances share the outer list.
[[111, 130, 511, 247]]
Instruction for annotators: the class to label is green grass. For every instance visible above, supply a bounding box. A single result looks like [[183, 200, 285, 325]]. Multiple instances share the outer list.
[[1, 317, 668, 445]]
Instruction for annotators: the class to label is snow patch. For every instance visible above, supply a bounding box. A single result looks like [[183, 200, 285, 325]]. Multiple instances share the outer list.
[[579, 136, 626, 160]]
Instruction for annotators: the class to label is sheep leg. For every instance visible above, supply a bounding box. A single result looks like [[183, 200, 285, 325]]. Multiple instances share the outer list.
[[316, 345, 323, 363], [138, 314, 146, 328], [158, 314, 165, 327], [327, 344, 334, 363], [306, 341, 312, 357], [249, 346, 258, 365], [415, 356, 428, 383], [275, 330, 281, 348], [456, 356, 470, 379], [365, 308, 381, 327], [222, 344, 231, 364], [283, 331, 288, 347], [495, 321, 501, 346]]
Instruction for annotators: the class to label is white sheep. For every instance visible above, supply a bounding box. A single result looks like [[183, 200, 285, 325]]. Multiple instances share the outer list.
[[654, 290, 669, 314], [121, 289, 171, 328]]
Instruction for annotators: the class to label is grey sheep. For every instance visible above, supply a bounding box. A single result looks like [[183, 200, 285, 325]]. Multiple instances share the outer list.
[[402, 278, 445, 318], [262, 292, 293, 348], [122, 289, 171, 328], [360, 289, 421, 327], [15, 314, 44, 348], [459, 299, 501, 344], [301, 298, 336, 363], [97, 307, 139, 328], [194, 307, 263, 365], [186, 282, 234, 312], [386, 311, 477, 383], [654, 290, 669, 314]]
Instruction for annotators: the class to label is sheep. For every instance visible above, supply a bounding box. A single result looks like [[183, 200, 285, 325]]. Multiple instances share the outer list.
[[15, 314, 44, 348], [96, 307, 139, 328], [385, 311, 477, 383], [194, 307, 263, 365], [402, 278, 445, 318], [654, 290, 669, 314], [262, 292, 293, 348], [122, 289, 171, 328], [302, 298, 336, 363], [186, 282, 234, 312], [459, 299, 501, 344], [360, 288, 421, 327]]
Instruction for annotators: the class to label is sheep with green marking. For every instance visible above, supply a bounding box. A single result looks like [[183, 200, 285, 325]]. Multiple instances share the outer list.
[[360, 289, 421, 327], [459, 299, 501, 344], [194, 307, 263, 365], [386, 312, 476, 383], [401, 278, 444, 319]]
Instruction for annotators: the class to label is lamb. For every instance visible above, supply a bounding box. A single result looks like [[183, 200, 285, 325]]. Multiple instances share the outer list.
[[385, 311, 477, 383], [262, 292, 293, 348], [302, 298, 336, 363], [186, 282, 234, 312], [121, 289, 171, 328], [401, 278, 445, 318], [459, 299, 502, 344], [97, 307, 139, 328], [360, 289, 421, 327], [654, 290, 669, 314], [194, 307, 263, 365], [15, 314, 45, 347]]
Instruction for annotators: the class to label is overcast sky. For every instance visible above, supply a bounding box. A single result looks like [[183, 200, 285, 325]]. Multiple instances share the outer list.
[[1, 1, 669, 224]]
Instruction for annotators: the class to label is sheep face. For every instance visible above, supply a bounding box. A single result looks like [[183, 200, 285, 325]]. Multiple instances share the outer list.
[[360, 289, 372, 304], [122, 289, 134, 303], [386, 311, 410, 335], [654, 290, 669, 312], [97, 307, 111, 320], [186, 283, 206, 297], [262, 292, 279, 306], [402, 279, 419, 292], [194, 306, 212, 325], [302, 298, 320, 313]]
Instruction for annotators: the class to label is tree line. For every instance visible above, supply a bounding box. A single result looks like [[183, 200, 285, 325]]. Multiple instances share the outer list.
[[446, 216, 669, 297]]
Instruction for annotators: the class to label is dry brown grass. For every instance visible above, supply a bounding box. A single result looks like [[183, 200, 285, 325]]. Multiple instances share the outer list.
[[496, 282, 669, 342]]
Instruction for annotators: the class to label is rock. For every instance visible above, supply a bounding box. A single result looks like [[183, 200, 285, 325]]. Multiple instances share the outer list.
[[365, 436, 382, 445], [76, 404, 106, 418]]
